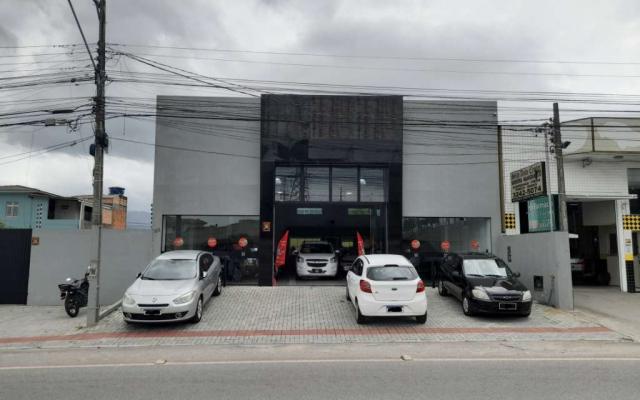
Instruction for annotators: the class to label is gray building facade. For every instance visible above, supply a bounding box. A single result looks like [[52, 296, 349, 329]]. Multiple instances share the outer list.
[[152, 95, 500, 286]]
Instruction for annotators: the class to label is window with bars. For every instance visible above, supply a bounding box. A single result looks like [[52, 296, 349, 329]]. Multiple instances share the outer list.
[[5, 202, 19, 217]]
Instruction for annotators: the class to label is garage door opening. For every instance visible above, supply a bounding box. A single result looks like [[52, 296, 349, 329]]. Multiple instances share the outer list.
[[273, 204, 387, 286], [568, 201, 621, 288]]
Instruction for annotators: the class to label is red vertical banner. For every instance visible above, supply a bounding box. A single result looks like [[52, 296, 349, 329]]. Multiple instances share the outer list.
[[275, 230, 289, 270], [356, 231, 365, 256]]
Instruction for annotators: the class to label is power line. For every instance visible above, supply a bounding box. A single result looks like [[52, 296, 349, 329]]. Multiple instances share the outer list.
[[107, 50, 640, 79], [107, 43, 640, 66]]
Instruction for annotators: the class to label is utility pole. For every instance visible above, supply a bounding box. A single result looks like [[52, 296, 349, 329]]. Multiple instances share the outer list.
[[87, 0, 107, 327], [553, 103, 568, 232], [497, 125, 505, 233], [544, 128, 554, 231]]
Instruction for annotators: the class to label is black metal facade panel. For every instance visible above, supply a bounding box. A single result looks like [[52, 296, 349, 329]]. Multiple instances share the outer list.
[[261, 94, 403, 164], [258, 94, 404, 286], [0, 229, 32, 304]]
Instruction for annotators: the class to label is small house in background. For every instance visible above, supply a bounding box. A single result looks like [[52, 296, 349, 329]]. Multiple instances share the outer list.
[[75, 187, 128, 230], [0, 185, 127, 230]]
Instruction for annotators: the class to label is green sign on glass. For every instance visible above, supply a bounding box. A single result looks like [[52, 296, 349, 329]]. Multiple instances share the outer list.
[[528, 196, 555, 233]]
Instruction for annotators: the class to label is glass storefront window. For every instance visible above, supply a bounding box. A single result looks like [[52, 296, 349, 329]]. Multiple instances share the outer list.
[[402, 217, 491, 254], [163, 215, 260, 283], [303, 167, 329, 202], [275, 167, 301, 202], [360, 168, 385, 202], [275, 166, 387, 203], [332, 168, 358, 202]]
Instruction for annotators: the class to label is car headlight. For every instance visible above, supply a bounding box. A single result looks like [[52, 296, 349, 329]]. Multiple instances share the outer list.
[[471, 288, 490, 301], [330, 257, 336, 263], [522, 290, 532, 302], [123, 293, 136, 306], [173, 290, 196, 305]]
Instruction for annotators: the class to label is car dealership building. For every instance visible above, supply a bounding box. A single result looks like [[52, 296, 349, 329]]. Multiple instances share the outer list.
[[152, 95, 501, 285]]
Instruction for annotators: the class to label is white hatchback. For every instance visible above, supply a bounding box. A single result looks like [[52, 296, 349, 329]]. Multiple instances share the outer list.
[[346, 254, 427, 324]]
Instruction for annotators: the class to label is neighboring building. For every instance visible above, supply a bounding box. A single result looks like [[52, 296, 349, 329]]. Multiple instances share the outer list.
[[152, 95, 501, 286], [0, 185, 90, 230], [501, 117, 640, 293], [0, 185, 128, 230], [75, 187, 128, 230]]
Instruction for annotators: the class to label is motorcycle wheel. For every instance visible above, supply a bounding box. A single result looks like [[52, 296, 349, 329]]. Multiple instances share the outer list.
[[64, 295, 80, 318]]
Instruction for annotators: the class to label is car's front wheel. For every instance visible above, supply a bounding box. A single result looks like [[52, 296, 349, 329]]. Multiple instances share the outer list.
[[437, 280, 448, 296], [190, 296, 203, 323], [462, 295, 475, 317]]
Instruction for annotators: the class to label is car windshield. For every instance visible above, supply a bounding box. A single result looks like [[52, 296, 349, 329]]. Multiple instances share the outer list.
[[301, 243, 333, 254], [367, 265, 418, 281], [142, 259, 197, 280], [463, 259, 509, 278]]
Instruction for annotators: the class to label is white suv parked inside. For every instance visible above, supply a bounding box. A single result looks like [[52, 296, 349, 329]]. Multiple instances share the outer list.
[[296, 241, 338, 278], [346, 254, 427, 324]]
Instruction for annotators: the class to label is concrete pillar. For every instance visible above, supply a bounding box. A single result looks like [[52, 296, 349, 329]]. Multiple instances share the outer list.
[[615, 199, 631, 292]]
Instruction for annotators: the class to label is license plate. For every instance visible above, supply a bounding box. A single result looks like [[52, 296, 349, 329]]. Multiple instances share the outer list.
[[498, 302, 517, 311], [144, 309, 161, 315], [387, 306, 403, 313], [311, 269, 323, 273]]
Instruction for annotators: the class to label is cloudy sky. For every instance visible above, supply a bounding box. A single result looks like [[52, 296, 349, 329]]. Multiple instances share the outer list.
[[1, 0, 639, 220]]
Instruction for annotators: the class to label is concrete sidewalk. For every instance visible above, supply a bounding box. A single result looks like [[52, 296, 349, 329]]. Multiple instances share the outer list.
[[574, 286, 640, 341], [0, 287, 626, 350]]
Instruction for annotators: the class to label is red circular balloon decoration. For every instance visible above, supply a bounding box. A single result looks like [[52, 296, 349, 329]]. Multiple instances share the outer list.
[[440, 240, 451, 252]]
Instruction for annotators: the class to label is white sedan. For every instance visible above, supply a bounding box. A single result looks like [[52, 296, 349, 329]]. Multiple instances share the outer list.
[[346, 254, 427, 324], [122, 250, 223, 324]]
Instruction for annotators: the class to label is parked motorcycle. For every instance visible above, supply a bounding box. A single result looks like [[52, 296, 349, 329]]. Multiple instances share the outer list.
[[58, 271, 89, 318]]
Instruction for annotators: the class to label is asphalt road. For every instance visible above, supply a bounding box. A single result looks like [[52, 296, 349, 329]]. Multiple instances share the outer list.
[[1, 357, 639, 399]]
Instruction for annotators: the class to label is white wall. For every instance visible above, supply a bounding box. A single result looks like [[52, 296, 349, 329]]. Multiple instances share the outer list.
[[28, 229, 153, 305], [403, 100, 501, 250], [152, 96, 261, 255], [495, 232, 573, 309]]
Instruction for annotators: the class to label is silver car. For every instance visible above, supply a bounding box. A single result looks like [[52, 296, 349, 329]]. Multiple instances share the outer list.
[[122, 250, 223, 324]]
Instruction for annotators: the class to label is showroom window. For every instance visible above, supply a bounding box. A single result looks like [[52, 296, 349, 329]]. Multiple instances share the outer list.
[[402, 217, 491, 253], [303, 167, 330, 202], [360, 168, 386, 202], [163, 215, 260, 283], [275, 166, 387, 203], [332, 168, 358, 202], [275, 167, 301, 202]]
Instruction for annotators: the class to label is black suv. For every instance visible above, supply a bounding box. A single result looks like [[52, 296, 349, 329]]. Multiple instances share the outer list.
[[437, 253, 532, 317]]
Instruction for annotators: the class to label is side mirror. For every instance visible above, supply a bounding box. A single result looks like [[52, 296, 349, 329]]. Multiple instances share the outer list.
[[513, 272, 521, 278], [136, 272, 142, 278], [292, 249, 299, 255]]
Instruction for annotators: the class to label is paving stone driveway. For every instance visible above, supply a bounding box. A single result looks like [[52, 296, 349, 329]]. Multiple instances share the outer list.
[[0, 287, 623, 349]]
